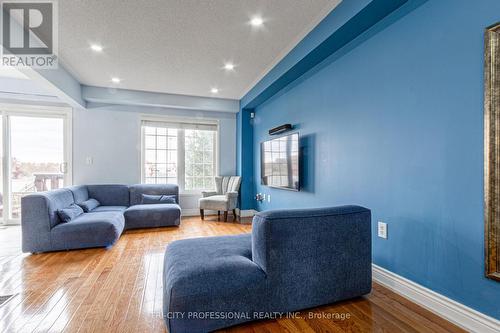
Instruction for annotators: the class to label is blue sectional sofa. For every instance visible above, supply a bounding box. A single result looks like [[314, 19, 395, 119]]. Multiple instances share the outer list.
[[163, 205, 372, 333], [21, 184, 181, 253]]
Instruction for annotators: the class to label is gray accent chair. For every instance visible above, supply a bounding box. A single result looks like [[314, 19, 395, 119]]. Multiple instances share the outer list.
[[21, 184, 181, 253], [163, 205, 372, 332], [198, 176, 241, 221]]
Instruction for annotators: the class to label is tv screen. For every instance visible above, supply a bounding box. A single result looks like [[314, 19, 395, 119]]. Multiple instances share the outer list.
[[261, 133, 299, 191]]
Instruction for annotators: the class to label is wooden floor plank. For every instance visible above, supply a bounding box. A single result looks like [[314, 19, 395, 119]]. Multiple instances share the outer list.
[[0, 218, 466, 333]]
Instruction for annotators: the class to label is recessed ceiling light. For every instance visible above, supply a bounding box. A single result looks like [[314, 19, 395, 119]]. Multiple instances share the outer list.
[[111, 77, 121, 83], [211, 88, 219, 94], [250, 16, 264, 27], [90, 44, 103, 52], [224, 63, 235, 71]]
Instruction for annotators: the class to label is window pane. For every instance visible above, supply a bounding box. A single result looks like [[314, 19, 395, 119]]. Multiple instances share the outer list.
[[194, 164, 203, 176], [155, 177, 166, 184], [167, 163, 177, 177], [185, 177, 193, 190], [186, 165, 193, 177], [168, 136, 177, 149], [145, 150, 156, 164], [156, 164, 166, 177], [145, 135, 156, 149], [145, 163, 156, 177], [193, 177, 204, 189], [157, 150, 167, 163], [157, 136, 167, 149], [204, 177, 214, 189], [167, 150, 177, 163], [203, 164, 213, 177], [184, 129, 215, 190], [193, 151, 203, 163], [203, 151, 213, 163], [143, 124, 178, 185]]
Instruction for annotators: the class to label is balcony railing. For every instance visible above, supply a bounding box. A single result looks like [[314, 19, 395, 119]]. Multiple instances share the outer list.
[[10, 173, 64, 219]]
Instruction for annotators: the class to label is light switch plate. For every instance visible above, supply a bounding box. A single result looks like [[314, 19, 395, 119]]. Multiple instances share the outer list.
[[267, 194, 271, 202], [378, 221, 387, 239]]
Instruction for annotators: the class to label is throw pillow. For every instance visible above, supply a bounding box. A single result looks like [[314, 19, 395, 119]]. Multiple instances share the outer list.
[[141, 194, 176, 204], [57, 204, 84, 223], [78, 198, 100, 212]]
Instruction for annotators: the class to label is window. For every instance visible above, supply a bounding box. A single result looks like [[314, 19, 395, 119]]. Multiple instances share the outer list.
[[0, 104, 72, 225], [184, 129, 216, 190], [143, 127, 178, 185], [141, 119, 217, 192]]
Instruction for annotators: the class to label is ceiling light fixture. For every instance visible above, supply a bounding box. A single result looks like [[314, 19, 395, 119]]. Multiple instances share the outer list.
[[111, 77, 121, 83], [90, 44, 103, 52], [211, 88, 219, 94], [224, 63, 235, 71], [250, 16, 264, 27]]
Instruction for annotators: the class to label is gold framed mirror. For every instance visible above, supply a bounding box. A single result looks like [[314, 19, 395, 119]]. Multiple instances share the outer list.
[[485, 22, 500, 281]]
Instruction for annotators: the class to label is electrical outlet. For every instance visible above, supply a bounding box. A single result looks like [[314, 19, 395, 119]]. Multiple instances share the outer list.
[[85, 157, 93, 165], [378, 221, 387, 239], [267, 194, 271, 202]]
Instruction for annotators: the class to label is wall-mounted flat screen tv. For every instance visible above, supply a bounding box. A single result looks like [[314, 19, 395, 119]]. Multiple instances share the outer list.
[[260, 133, 299, 191]]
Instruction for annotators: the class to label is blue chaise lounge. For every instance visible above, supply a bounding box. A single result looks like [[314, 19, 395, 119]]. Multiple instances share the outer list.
[[21, 184, 181, 253], [163, 205, 372, 333]]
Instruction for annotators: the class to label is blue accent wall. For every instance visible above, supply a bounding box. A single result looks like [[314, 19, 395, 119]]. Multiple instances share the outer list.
[[243, 0, 500, 320], [236, 108, 255, 209]]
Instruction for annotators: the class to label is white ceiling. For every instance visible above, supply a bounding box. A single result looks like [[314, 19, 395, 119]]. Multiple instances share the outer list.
[[58, 0, 341, 100], [0, 66, 28, 80]]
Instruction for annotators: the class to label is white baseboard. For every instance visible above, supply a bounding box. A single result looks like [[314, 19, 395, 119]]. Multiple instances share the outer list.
[[181, 209, 219, 217], [236, 208, 258, 218], [372, 264, 500, 333], [181, 209, 198, 216], [182, 209, 257, 218]]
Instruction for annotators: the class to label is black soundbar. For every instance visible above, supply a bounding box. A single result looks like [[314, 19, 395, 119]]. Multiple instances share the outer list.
[[269, 124, 292, 135]]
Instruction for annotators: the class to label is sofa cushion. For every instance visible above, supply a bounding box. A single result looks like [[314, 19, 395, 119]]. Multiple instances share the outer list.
[[78, 198, 100, 212], [87, 184, 130, 206], [198, 195, 229, 211], [41, 188, 76, 228], [68, 185, 89, 203], [57, 204, 84, 223], [163, 234, 266, 333], [51, 211, 125, 251], [142, 194, 176, 204], [129, 184, 179, 205], [92, 206, 127, 213], [251, 205, 372, 311], [124, 203, 180, 229]]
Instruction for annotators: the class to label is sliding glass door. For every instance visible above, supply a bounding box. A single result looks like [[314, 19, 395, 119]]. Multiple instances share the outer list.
[[0, 105, 72, 225]]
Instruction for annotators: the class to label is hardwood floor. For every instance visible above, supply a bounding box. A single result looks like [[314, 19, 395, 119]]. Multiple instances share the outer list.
[[0, 217, 465, 333]]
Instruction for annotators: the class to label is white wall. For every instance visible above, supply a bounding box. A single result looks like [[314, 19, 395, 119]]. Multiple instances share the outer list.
[[72, 104, 237, 212]]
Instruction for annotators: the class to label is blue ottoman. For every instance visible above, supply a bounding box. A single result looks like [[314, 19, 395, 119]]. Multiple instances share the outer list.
[[163, 205, 372, 332]]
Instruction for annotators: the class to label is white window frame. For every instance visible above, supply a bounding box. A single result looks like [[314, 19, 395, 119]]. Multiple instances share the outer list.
[[0, 103, 72, 225], [140, 115, 220, 195]]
